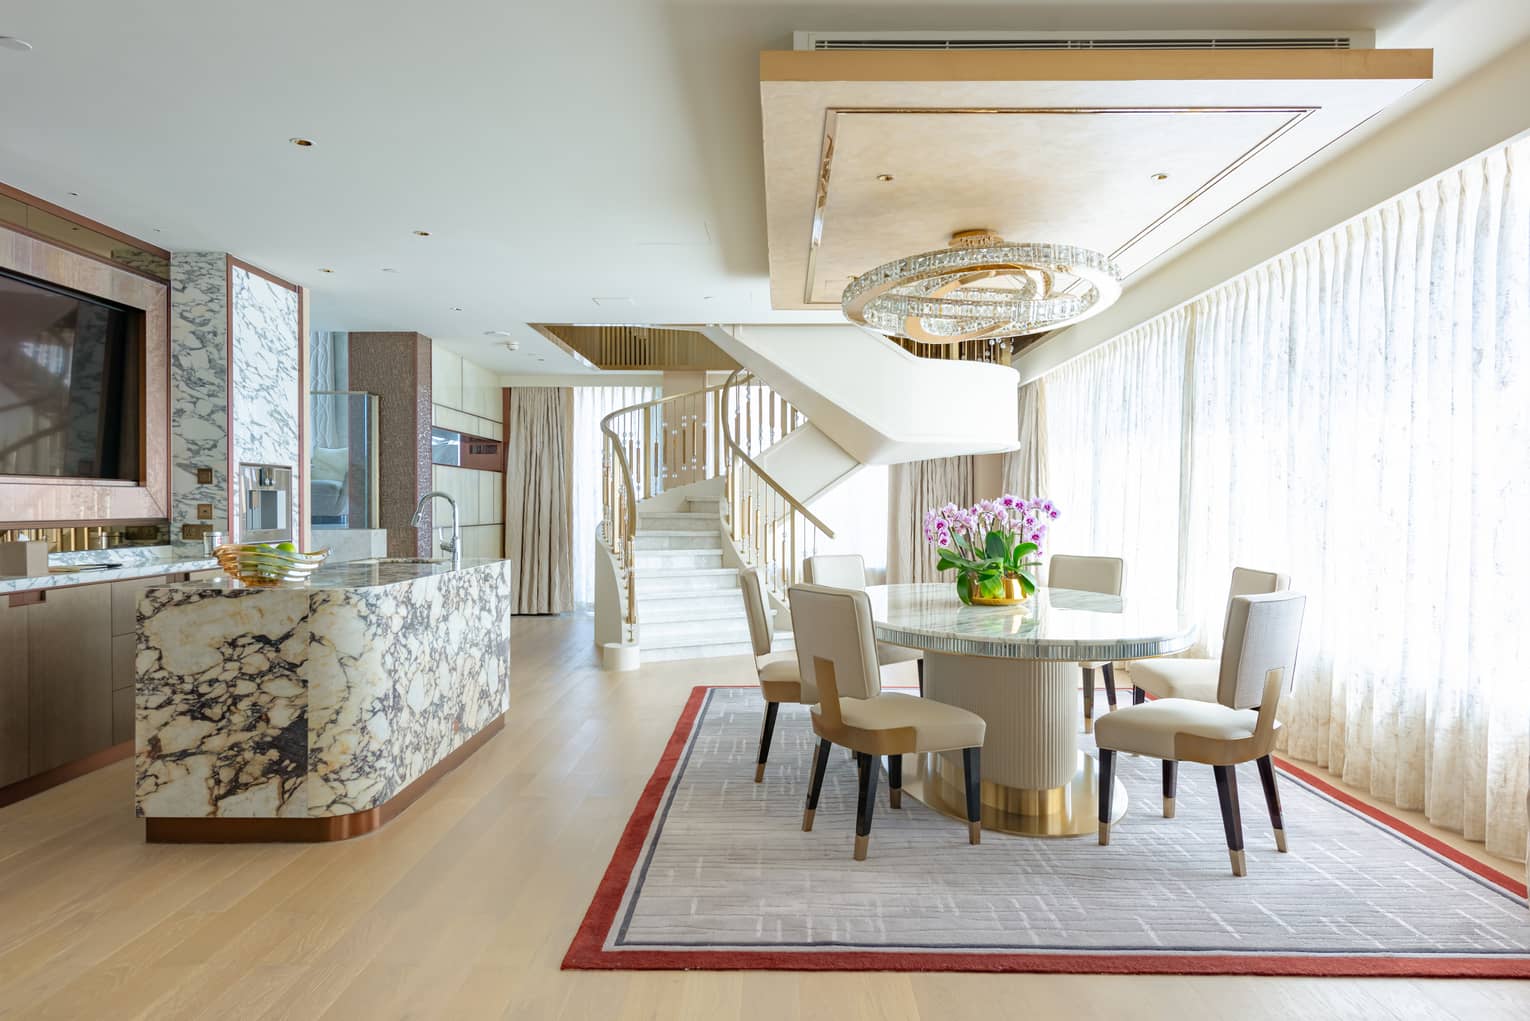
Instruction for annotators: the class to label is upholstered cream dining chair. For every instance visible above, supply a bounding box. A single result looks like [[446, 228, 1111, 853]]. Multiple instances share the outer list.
[[740, 567, 814, 783], [1093, 590, 1307, 876], [789, 583, 987, 860], [1129, 567, 1290, 705], [1047, 554, 1125, 732], [803, 554, 925, 691]]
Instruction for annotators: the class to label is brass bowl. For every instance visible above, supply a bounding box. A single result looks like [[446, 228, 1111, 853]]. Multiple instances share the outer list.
[[214, 544, 329, 586]]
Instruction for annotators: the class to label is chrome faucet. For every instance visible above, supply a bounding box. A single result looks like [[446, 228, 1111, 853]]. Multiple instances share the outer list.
[[410, 491, 461, 565]]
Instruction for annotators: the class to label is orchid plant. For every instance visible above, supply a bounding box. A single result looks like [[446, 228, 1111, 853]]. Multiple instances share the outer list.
[[924, 495, 1060, 605]]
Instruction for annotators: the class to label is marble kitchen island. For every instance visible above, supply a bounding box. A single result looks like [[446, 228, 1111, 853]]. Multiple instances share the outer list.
[[134, 557, 513, 841]]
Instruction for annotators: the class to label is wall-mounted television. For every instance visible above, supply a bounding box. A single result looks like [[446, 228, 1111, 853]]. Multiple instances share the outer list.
[[0, 268, 142, 481]]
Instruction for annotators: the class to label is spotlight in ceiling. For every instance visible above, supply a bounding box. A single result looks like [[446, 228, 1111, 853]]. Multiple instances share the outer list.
[[381, 267, 399, 273], [66, 191, 79, 197], [289, 137, 315, 148], [0, 36, 34, 52], [876, 174, 894, 182], [318, 268, 335, 274], [450, 306, 464, 312], [484, 330, 515, 337], [413, 230, 432, 237], [498, 340, 520, 352], [1151, 172, 1170, 181]]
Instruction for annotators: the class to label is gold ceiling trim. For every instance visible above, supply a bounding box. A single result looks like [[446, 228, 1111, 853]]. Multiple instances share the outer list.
[[803, 105, 1319, 307]]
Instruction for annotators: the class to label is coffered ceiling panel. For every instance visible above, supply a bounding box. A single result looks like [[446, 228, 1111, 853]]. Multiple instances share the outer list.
[[761, 50, 1432, 310]]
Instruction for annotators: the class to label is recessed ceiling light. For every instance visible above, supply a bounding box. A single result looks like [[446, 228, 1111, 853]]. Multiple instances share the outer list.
[[152, 228, 163, 233], [413, 230, 431, 237], [450, 306, 464, 312], [1151, 172, 1170, 181], [289, 137, 315, 147], [499, 340, 520, 352], [876, 174, 894, 182], [381, 267, 399, 273], [484, 330, 514, 337], [66, 191, 79, 197], [0, 37, 33, 52], [592, 296, 635, 306], [318, 267, 334, 273]]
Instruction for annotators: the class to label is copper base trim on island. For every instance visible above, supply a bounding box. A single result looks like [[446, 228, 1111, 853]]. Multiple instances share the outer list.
[[144, 713, 505, 844], [0, 741, 134, 810]]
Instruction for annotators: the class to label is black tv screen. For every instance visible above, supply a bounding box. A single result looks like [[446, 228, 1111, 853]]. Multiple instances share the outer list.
[[0, 269, 141, 481]]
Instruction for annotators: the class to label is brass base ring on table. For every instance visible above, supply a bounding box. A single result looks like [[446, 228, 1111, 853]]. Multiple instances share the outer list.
[[902, 749, 1127, 838]]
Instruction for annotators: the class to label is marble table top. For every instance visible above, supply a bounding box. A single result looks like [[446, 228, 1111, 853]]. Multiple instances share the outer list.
[[865, 583, 1196, 661], [158, 556, 510, 592]]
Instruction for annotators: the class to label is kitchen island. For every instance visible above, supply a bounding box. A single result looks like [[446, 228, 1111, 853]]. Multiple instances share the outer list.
[[134, 557, 513, 841]]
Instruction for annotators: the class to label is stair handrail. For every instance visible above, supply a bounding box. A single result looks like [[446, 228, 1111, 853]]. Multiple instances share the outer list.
[[720, 369, 835, 602], [600, 381, 729, 637]]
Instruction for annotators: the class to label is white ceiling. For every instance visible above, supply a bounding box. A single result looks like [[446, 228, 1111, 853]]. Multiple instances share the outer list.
[[1, 0, 1527, 375]]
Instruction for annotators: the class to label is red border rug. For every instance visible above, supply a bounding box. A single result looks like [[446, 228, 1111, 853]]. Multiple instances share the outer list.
[[564, 685, 1530, 977]]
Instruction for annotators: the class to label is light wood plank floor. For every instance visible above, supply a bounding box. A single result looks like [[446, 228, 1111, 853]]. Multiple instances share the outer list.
[[1, 615, 1527, 1020]]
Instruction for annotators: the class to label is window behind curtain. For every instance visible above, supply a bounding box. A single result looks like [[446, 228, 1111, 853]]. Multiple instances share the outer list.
[[572, 385, 658, 609]]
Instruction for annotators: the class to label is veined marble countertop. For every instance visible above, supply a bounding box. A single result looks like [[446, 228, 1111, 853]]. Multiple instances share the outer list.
[[865, 583, 1196, 661], [0, 545, 218, 596], [158, 556, 506, 592]]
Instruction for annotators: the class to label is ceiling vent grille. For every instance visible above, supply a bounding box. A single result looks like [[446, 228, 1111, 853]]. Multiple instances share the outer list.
[[794, 30, 1373, 52]]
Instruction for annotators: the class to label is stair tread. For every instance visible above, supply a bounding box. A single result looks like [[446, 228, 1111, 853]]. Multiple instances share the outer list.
[[631, 566, 739, 576]]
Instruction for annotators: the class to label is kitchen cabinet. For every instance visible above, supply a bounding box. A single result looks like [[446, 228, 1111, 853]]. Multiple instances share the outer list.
[[0, 598, 28, 786], [27, 583, 113, 774]]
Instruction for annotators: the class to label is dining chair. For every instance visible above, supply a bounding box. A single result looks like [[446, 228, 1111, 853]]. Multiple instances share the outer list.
[[789, 583, 987, 860], [1129, 567, 1290, 705], [740, 567, 815, 783], [1047, 554, 1125, 732], [1093, 590, 1306, 876], [804, 553, 926, 692]]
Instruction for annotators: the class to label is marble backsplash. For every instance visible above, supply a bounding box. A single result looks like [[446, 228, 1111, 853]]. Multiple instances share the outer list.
[[169, 252, 231, 547], [229, 264, 302, 542]]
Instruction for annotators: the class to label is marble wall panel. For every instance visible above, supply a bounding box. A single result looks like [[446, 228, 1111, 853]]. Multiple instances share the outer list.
[[230, 264, 302, 541], [169, 252, 230, 546]]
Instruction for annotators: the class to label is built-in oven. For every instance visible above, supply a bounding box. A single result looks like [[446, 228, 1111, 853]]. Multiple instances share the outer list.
[[237, 462, 293, 543]]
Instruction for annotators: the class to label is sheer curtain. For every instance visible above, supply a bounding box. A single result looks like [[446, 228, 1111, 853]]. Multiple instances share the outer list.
[[571, 386, 657, 609], [505, 387, 574, 614], [1000, 379, 1050, 499], [886, 456, 976, 583], [1044, 310, 1188, 610], [1042, 137, 1530, 860]]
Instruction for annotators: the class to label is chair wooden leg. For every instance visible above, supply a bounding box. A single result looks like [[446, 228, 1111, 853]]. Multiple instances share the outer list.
[[1081, 666, 1096, 733], [802, 738, 832, 831], [1256, 755, 1287, 852], [1162, 759, 1178, 817], [1102, 662, 1119, 710], [887, 753, 902, 809], [853, 751, 880, 860], [754, 701, 780, 783], [1132, 685, 1147, 705], [1097, 748, 1116, 844], [916, 658, 925, 697], [1213, 764, 1247, 876], [961, 747, 982, 844]]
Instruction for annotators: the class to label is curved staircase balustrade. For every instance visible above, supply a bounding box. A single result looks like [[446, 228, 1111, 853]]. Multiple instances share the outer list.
[[598, 369, 836, 642]]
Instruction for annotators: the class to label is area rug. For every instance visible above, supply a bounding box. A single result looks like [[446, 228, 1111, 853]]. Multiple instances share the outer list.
[[565, 685, 1530, 976]]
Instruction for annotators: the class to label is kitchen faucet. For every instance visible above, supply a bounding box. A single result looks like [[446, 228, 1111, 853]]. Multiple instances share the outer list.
[[410, 491, 461, 565]]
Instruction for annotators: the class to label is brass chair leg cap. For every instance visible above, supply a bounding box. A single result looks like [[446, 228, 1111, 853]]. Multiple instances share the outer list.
[[1098, 822, 1111, 846], [1163, 796, 1176, 819], [1229, 849, 1247, 877], [801, 808, 815, 832], [853, 834, 869, 861], [1275, 828, 1288, 853], [1083, 716, 1094, 734], [968, 820, 981, 845], [754, 763, 765, 783]]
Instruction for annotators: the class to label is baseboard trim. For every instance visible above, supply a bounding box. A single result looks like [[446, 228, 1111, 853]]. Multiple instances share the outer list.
[[144, 712, 506, 844], [0, 740, 134, 809]]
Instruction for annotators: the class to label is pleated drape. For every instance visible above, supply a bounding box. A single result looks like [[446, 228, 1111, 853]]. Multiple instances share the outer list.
[[1000, 380, 1050, 499], [505, 387, 574, 614], [885, 456, 976, 584], [1041, 137, 1530, 861]]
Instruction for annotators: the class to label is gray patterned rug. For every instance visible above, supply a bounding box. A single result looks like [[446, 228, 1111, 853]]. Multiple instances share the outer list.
[[566, 686, 1530, 975]]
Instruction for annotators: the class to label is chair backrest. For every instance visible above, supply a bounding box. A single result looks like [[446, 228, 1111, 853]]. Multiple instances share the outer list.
[[803, 554, 867, 590], [738, 567, 774, 659], [1048, 554, 1124, 596], [1229, 566, 1290, 599], [1217, 591, 1307, 710], [788, 583, 882, 702]]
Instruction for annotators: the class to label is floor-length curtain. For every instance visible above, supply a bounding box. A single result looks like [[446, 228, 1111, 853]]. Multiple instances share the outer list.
[[1044, 310, 1188, 609], [505, 387, 574, 614], [1042, 136, 1530, 861], [886, 456, 976, 584], [571, 386, 656, 609], [1000, 379, 1050, 500]]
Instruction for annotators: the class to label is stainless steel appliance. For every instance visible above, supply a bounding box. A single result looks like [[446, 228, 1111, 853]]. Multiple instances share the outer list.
[[237, 463, 293, 543]]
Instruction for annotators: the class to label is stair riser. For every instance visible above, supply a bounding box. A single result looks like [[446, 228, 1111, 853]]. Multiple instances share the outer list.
[[636, 574, 740, 594], [638, 514, 718, 532], [633, 534, 721, 550], [641, 641, 756, 662], [634, 552, 725, 571], [641, 621, 753, 646]]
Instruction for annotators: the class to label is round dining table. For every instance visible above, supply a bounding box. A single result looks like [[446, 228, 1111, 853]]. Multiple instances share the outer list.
[[864, 583, 1196, 837]]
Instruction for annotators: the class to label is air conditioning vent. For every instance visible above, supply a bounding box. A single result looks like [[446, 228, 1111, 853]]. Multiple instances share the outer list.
[[794, 30, 1373, 52]]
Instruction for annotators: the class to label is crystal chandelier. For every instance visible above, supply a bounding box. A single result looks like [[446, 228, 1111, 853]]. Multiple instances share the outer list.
[[841, 230, 1122, 344]]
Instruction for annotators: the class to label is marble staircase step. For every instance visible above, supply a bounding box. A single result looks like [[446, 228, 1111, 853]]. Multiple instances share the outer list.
[[637, 511, 718, 532], [635, 591, 747, 623], [641, 640, 757, 662], [632, 549, 725, 571], [632, 531, 723, 551], [640, 617, 753, 648], [630, 566, 741, 594]]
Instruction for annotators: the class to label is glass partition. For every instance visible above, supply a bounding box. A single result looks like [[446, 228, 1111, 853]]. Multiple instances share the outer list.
[[309, 390, 379, 529]]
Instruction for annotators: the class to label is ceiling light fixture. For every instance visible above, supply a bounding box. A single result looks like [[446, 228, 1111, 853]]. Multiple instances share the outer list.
[[450, 306, 464, 311], [484, 330, 514, 337], [380, 267, 399, 273], [1151, 172, 1170, 181], [289, 137, 315, 147], [876, 174, 895, 182], [842, 229, 1121, 344], [318, 268, 334, 273], [0, 36, 33, 52], [413, 230, 431, 237]]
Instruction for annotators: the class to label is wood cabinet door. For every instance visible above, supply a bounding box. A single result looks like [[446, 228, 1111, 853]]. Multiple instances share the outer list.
[[27, 584, 113, 774], [0, 599, 28, 786]]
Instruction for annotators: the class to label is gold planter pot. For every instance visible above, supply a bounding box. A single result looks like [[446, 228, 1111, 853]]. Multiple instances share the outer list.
[[966, 575, 1027, 606]]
